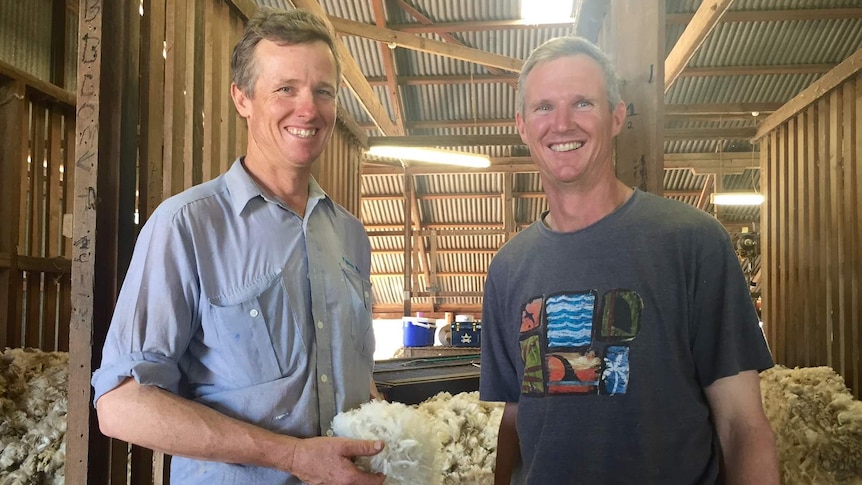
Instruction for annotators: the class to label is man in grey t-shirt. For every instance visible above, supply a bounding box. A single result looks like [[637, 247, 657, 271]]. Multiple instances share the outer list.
[[480, 36, 779, 484]]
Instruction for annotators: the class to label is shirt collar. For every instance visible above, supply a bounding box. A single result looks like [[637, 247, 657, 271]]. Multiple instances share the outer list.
[[224, 157, 333, 216]]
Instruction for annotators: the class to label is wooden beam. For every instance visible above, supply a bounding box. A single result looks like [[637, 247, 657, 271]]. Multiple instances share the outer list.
[[359, 117, 515, 129], [606, 0, 665, 194], [394, 0, 515, 83], [292, 0, 399, 136], [366, 74, 518, 86], [665, 0, 735, 92], [0, 254, 71, 273], [337, 106, 369, 146], [0, 58, 76, 106], [373, 304, 483, 318], [386, 18, 578, 33], [368, 127, 757, 147], [368, 134, 522, 146], [329, 17, 524, 72], [363, 115, 762, 129], [67, 0, 112, 481], [0, 80, 26, 348], [665, 102, 781, 116], [664, 152, 759, 173], [665, 127, 757, 140], [224, 0, 257, 19], [681, 64, 835, 77], [402, 174, 413, 315], [755, 47, 862, 139], [372, 0, 406, 135], [666, 8, 862, 24]]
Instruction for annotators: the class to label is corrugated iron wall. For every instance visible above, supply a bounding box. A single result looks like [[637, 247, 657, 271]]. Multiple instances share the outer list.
[[760, 72, 861, 399]]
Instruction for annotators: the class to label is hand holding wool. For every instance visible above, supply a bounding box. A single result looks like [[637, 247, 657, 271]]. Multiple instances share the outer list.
[[332, 400, 443, 485]]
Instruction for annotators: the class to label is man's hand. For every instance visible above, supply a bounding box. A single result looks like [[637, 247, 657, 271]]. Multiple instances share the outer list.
[[290, 437, 386, 485]]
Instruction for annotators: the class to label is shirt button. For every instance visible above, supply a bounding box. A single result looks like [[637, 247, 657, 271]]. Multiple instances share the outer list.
[[317, 321, 324, 329], [249, 309, 259, 317], [325, 429, 334, 437], [320, 374, 328, 383]]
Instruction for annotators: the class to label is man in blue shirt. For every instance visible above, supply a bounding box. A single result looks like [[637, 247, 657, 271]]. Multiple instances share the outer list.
[[92, 8, 385, 485]]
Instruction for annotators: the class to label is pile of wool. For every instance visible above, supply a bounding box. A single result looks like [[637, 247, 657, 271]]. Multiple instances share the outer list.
[[0, 348, 68, 484], [332, 399, 442, 485], [416, 391, 503, 485], [760, 365, 862, 483], [332, 392, 503, 485]]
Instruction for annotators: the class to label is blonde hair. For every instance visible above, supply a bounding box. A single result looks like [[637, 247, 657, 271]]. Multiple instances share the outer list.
[[517, 36, 622, 115]]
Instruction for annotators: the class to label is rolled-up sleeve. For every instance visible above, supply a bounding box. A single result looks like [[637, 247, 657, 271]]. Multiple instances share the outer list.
[[92, 203, 200, 405]]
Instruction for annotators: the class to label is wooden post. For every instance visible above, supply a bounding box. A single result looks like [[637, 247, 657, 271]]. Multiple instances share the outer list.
[[603, 0, 665, 195], [402, 172, 413, 316], [68, 0, 138, 482], [0, 79, 26, 348]]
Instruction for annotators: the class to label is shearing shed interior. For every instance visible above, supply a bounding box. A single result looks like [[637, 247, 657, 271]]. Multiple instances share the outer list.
[[0, 0, 861, 483]]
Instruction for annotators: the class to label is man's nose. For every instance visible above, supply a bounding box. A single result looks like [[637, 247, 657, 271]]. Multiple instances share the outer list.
[[553, 107, 575, 132], [294, 90, 318, 118]]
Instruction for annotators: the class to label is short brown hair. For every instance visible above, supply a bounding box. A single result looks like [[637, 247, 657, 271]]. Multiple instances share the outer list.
[[230, 7, 340, 97]]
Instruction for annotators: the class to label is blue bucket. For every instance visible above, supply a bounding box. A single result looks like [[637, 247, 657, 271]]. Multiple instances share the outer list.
[[403, 317, 435, 347]]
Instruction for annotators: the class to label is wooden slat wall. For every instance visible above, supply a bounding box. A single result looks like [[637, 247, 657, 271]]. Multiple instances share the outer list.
[[760, 72, 861, 399], [0, 74, 74, 352]]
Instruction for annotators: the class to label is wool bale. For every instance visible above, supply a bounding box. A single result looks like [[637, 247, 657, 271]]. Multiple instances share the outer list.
[[0, 348, 67, 484], [760, 365, 862, 484]]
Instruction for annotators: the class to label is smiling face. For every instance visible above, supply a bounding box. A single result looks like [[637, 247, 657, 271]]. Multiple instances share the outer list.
[[516, 54, 626, 190], [231, 39, 338, 175]]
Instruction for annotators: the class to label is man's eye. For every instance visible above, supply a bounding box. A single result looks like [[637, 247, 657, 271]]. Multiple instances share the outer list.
[[576, 100, 592, 109], [278, 87, 294, 94], [318, 89, 335, 98]]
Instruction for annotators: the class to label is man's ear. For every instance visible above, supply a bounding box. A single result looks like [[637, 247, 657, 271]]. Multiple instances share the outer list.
[[611, 101, 626, 137], [230, 83, 251, 119], [515, 112, 528, 145]]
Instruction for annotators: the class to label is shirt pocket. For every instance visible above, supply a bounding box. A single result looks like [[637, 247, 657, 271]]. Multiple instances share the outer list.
[[340, 261, 374, 358], [207, 272, 289, 388]]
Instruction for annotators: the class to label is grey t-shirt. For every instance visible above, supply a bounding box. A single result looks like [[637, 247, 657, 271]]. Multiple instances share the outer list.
[[480, 189, 773, 484]]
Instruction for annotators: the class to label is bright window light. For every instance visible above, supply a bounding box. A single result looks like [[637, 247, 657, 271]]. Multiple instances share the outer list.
[[367, 146, 491, 168], [521, 0, 575, 22], [712, 193, 765, 206]]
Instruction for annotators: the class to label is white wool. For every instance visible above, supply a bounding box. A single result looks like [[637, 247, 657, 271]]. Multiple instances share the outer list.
[[332, 399, 443, 485], [416, 391, 502, 485], [0, 348, 67, 483]]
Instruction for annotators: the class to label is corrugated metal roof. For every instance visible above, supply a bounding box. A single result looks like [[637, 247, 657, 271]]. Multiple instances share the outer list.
[[245, 0, 862, 314]]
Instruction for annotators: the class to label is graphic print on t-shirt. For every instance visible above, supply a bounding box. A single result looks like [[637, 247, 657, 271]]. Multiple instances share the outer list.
[[518, 289, 643, 397]]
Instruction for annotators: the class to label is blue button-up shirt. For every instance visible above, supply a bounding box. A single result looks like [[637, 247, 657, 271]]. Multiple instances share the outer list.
[[92, 159, 374, 483]]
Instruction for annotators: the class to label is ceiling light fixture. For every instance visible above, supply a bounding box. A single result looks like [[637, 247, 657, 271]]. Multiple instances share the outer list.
[[366, 146, 491, 168], [521, 0, 575, 22], [711, 192, 765, 206]]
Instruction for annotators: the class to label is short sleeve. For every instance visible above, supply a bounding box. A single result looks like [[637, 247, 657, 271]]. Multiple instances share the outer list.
[[480, 259, 522, 403], [690, 229, 773, 387]]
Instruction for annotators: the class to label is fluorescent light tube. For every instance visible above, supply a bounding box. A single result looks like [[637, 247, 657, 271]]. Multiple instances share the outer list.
[[367, 146, 491, 168], [712, 193, 765, 206]]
